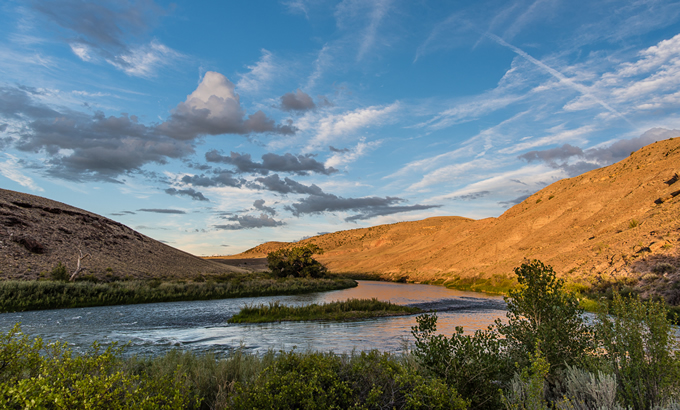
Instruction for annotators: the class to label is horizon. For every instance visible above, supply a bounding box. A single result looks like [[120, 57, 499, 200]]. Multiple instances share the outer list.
[[1, 1, 680, 255]]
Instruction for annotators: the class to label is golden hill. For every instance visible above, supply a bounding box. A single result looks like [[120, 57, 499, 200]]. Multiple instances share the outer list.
[[0, 189, 247, 280], [219, 137, 680, 301]]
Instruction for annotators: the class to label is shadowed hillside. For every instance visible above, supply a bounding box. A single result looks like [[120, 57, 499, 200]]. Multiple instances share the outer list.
[[220, 137, 680, 300], [0, 189, 247, 280]]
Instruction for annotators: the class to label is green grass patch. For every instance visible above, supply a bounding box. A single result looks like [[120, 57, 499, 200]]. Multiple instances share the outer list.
[[228, 298, 422, 323], [444, 274, 516, 295], [0, 275, 357, 312]]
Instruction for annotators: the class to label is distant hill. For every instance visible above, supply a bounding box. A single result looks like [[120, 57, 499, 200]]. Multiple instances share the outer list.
[[220, 137, 680, 302], [0, 189, 247, 280]]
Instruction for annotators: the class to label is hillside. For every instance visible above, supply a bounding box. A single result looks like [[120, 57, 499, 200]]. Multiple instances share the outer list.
[[0, 189, 247, 280], [221, 137, 680, 301]]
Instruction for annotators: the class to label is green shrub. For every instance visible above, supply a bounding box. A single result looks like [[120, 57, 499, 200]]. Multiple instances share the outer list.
[[595, 293, 680, 409], [267, 244, 328, 278], [501, 347, 551, 410], [412, 313, 509, 409], [0, 324, 190, 409], [231, 350, 467, 410], [498, 260, 593, 376], [49, 262, 69, 282]]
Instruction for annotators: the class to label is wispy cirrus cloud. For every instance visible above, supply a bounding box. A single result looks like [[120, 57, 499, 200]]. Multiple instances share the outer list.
[[236, 49, 277, 93], [31, 0, 180, 77], [0, 154, 43, 191], [306, 102, 399, 150]]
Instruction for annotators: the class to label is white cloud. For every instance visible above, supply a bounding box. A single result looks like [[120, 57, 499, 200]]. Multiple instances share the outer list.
[[427, 163, 561, 203], [407, 157, 496, 191], [71, 90, 110, 97], [0, 154, 43, 192], [107, 40, 181, 78], [307, 102, 400, 149], [236, 49, 276, 93], [69, 43, 92, 61], [498, 124, 594, 154], [325, 138, 382, 169]]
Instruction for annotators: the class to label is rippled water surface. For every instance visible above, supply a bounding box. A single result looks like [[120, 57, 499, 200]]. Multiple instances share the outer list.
[[0, 281, 506, 356]]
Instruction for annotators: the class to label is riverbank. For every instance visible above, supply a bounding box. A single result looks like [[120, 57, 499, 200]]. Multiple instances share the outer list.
[[0, 274, 357, 312], [228, 298, 422, 323]]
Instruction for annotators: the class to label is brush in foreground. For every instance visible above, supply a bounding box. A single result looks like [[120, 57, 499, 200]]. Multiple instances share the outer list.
[[228, 297, 422, 323]]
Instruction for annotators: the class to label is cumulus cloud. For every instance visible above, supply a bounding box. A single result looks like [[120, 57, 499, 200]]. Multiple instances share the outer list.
[[164, 187, 209, 201], [206, 150, 337, 175], [285, 193, 441, 221], [215, 213, 285, 230], [180, 171, 243, 188], [279, 89, 316, 111], [253, 199, 276, 215], [0, 85, 193, 182], [157, 72, 296, 140], [137, 208, 186, 214], [251, 174, 324, 195]]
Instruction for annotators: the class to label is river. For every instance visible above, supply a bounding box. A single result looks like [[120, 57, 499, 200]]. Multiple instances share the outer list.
[[0, 281, 507, 356]]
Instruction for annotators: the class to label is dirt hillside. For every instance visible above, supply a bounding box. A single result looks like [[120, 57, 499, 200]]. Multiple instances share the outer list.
[[221, 137, 680, 301], [0, 189, 247, 280]]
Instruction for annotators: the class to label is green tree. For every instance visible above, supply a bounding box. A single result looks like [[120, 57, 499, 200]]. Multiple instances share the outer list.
[[411, 313, 510, 409], [267, 244, 328, 278], [595, 293, 680, 409], [497, 260, 592, 376]]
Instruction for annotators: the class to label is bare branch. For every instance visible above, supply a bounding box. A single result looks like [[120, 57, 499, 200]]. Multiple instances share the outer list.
[[69, 249, 91, 281]]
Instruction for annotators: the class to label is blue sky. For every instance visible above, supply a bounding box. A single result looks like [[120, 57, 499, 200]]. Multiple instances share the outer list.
[[2, 0, 680, 256]]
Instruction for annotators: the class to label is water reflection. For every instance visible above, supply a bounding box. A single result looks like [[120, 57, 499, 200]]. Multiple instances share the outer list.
[[0, 281, 507, 356]]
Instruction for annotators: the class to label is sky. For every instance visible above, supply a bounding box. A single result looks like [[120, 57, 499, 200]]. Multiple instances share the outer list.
[[2, 0, 680, 256]]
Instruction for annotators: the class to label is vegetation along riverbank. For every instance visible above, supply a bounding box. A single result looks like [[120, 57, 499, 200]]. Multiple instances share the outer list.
[[3, 260, 680, 409], [0, 273, 357, 313], [227, 298, 422, 323]]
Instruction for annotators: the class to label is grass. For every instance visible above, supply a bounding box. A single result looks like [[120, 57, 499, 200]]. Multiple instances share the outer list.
[[228, 298, 422, 323], [444, 274, 516, 295], [0, 274, 357, 312]]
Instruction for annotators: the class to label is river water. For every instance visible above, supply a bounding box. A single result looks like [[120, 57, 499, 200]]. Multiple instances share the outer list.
[[0, 281, 507, 356]]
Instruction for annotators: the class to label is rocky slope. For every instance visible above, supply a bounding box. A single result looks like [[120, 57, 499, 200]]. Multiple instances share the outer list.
[[0, 189, 247, 280], [221, 137, 680, 301]]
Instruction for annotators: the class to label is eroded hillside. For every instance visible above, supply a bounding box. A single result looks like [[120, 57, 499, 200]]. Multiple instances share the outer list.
[[0, 189, 247, 280], [221, 137, 680, 301]]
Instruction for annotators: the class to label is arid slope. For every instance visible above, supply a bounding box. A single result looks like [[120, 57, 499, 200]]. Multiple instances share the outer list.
[[0, 189, 247, 280], [222, 137, 680, 299]]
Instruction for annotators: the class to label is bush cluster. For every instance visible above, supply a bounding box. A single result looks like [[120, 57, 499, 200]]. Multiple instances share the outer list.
[[411, 259, 680, 410], [267, 244, 328, 278]]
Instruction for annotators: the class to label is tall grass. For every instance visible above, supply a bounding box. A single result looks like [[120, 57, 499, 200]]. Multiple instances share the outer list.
[[228, 298, 422, 323], [0, 276, 357, 312]]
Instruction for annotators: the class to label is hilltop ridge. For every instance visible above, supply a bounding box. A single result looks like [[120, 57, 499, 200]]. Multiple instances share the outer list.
[[219, 137, 680, 301], [0, 189, 247, 280]]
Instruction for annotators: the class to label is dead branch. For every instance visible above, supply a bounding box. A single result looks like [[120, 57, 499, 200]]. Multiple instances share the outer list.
[[69, 249, 91, 281]]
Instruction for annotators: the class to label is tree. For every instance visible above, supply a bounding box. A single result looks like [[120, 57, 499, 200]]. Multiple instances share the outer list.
[[267, 244, 327, 278], [411, 313, 510, 409], [497, 260, 592, 376], [595, 293, 680, 409]]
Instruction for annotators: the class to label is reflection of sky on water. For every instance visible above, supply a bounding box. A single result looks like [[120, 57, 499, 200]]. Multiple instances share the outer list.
[[0, 281, 507, 356]]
